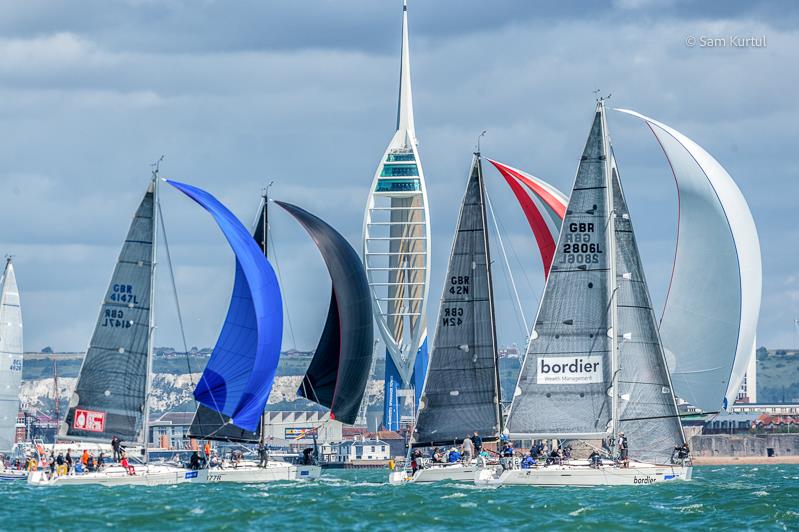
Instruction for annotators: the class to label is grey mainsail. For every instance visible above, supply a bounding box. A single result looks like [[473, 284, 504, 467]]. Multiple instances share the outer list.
[[506, 107, 613, 439], [62, 184, 156, 443], [0, 259, 23, 451], [611, 157, 685, 463], [413, 155, 502, 447]]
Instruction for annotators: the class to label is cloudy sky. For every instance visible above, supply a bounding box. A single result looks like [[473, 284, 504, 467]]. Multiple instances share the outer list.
[[1, 0, 797, 354]]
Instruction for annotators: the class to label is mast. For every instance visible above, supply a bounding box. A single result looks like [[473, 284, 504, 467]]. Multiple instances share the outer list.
[[259, 183, 271, 447], [476, 150, 504, 436], [142, 158, 161, 463], [599, 99, 620, 440]]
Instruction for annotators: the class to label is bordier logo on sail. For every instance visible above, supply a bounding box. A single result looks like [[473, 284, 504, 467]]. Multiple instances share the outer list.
[[73, 409, 106, 432], [537, 356, 604, 384]]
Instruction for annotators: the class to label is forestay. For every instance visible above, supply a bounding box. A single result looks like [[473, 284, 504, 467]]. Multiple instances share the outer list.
[[0, 259, 23, 451], [413, 155, 502, 447], [506, 108, 613, 439], [168, 181, 283, 433], [276, 201, 374, 426], [62, 185, 156, 443]]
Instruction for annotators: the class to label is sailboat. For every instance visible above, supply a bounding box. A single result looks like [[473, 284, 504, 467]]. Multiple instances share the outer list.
[[0, 258, 26, 480], [171, 181, 374, 483], [479, 100, 692, 487], [390, 152, 503, 484], [28, 170, 207, 486]]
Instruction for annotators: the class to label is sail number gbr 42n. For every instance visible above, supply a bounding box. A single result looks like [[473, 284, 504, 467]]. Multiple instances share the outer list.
[[559, 222, 603, 265]]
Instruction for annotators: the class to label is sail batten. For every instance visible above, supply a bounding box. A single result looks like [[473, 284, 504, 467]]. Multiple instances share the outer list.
[[413, 155, 502, 447]]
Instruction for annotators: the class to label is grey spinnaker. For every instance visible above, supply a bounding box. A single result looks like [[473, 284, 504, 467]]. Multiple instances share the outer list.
[[413, 155, 502, 447], [506, 109, 613, 439], [611, 158, 685, 463], [0, 259, 23, 451], [62, 184, 155, 443], [275, 200, 373, 425]]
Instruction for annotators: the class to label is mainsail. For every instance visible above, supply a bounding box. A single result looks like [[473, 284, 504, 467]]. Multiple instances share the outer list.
[[0, 259, 23, 451], [506, 105, 614, 439], [611, 157, 685, 464], [413, 154, 502, 447], [168, 181, 283, 434], [62, 184, 156, 443], [276, 201, 374, 425]]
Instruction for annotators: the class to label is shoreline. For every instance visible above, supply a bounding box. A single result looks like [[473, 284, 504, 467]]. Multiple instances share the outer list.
[[693, 456, 799, 465]]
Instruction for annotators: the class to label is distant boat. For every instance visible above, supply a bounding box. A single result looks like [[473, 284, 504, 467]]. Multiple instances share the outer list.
[[481, 101, 692, 486], [390, 152, 503, 484], [490, 107, 762, 413], [29, 170, 206, 486], [170, 181, 374, 484], [0, 258, 24, 480]]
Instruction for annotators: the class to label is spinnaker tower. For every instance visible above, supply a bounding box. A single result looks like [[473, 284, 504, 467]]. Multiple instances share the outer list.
[[363, 0, 431, 430]]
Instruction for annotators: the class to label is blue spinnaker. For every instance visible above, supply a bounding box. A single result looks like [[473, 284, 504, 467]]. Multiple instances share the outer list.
[[166, 180, 283, 432]]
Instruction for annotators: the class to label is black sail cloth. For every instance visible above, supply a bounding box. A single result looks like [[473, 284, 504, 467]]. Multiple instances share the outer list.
[[276, 201, 374, 425], [62, 185, 155, 443], [413, 155, 502, 448]]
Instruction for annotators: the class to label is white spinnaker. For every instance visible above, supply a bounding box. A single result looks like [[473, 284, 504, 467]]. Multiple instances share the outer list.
[[0, 259, 23, 451], [616, 109, 761, 411]]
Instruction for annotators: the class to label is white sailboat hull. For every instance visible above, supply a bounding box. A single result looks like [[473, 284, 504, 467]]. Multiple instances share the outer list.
[[0, 468, 27, 481], [476, 461, 692, 487], [389, 462, 480, 484], [27, 464, 208, 487], [205, 461, 321, 483]]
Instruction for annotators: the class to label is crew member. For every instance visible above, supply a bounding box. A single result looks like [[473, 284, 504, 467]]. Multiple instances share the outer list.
[[618, 432, 629, 468]]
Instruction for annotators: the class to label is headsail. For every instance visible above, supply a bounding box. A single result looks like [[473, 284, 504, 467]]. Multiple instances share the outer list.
[[168, 180, 283, 433], [0, 259, 23, 451], [616, 109, 761, 412], [506, 106, 613, 439], [413, 155, 502, 447], [611, 157, 685, 464], [62, 184, 156, 443], [276, 201, 373, 425]]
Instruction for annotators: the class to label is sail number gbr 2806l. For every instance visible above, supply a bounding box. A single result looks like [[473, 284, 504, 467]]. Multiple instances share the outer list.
[[559, 222, 602, 265]]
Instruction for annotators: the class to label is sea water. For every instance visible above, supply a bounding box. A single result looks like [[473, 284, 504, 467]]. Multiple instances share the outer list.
[[1, 466, 796, 530]]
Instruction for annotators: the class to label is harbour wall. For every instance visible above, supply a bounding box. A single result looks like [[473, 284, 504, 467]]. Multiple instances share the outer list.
[[690, 434, 799, 457]]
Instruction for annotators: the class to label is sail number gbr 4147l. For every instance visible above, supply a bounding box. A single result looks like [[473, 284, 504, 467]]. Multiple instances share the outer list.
[[559, 222, 602, 265]]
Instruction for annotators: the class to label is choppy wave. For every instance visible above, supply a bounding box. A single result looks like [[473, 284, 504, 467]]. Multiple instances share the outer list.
[[1, 466, 797, 530]]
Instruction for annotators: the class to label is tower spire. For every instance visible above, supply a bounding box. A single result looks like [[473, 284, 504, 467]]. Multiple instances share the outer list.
[[396, 0, 415, 140]]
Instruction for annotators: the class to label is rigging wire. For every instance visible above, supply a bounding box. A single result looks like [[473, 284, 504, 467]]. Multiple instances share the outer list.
[[266, 209, 298, 350], [157, 200, 195, 388], [484, 188, 529, 336]]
